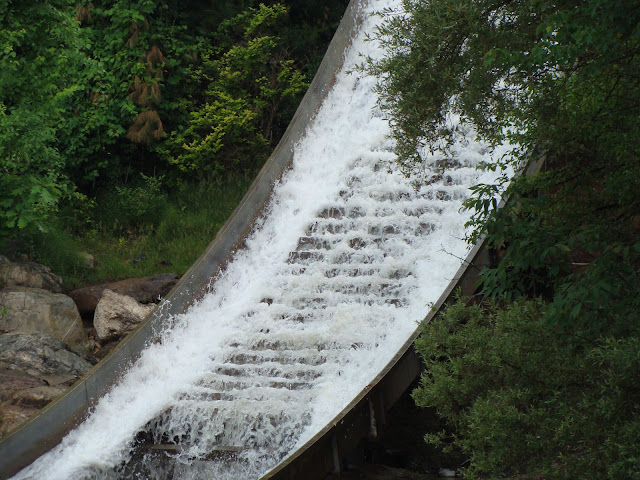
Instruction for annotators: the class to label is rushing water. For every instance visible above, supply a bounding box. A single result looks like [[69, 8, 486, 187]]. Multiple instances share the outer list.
[[12, 1, 508, 479]]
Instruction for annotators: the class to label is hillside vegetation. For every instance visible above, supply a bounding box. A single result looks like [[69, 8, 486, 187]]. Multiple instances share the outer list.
[[0, 0, 347, 287], [372, 0, 640, 478]]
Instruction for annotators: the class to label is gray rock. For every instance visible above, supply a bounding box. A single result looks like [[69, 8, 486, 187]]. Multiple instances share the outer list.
[[69, 273, 178, 315], [0, 333, 92, 378], [0, 368, 47, 403], [93, 289, 156, 342], [0, 402, 38, 438], [0, 286, 88, 353], [0, 367, 67, 408], [11, 385, 67, 408], [0, 255, 63, 292], [79, 252, 96, 269], [439, 468, 457, 477]]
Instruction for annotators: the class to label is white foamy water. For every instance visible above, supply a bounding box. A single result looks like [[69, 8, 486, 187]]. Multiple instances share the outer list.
[[12, 1, 508, 479]]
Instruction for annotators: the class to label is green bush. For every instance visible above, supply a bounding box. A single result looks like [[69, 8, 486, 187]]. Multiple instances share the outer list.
[[96, 173, 168, 235], [414, 297, 640, 479]]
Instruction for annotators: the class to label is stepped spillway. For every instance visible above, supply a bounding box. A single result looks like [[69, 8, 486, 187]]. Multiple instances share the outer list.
[[9, 1, 508, 479]]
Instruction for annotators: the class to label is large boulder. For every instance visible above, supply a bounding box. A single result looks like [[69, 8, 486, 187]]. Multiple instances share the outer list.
[[0, 368, 66, 407], [0, 347, 80, 437], [0, 255, 63, 292], [0, 368, 47, 402], [69, 273, 178, 315], [0, 287, 88, 354], [0, 333, 92, 378], [11, 385, 67, 408], [0, 403, 38, 438], [93, 289, 156, 342]]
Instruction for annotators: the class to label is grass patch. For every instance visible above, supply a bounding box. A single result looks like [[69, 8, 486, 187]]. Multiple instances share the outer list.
[[24, 175, 254, 290]]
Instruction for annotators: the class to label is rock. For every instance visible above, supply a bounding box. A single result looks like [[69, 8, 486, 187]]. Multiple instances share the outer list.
[[0, 255, 63, 292], [0, 360, 74, 437], [0, 369, 47, 402], [132, 253, 147, 264], [93, 289, 156, 342], [0, 333, 92, 378], [93, 339, 120, 361], [0, 402, 39, 437], [0, 368, 67, 408], [0, 286, 88, 353], [438, 468, 457, 477], [69, 273, 179, 315], [11, 385, 67, 408], [79, 252, 96, 269], [36, 373, 78, 387]]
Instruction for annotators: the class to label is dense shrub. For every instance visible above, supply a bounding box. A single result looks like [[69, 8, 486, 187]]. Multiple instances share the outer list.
[[0, 0, 88, 236], [414, 298, 640, 479]]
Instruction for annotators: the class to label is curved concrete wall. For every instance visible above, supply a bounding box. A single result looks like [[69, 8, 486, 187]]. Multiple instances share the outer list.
[[0, 1, 364, 477]]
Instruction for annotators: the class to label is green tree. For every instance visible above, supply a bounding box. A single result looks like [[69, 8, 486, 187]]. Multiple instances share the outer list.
[[158, 3, 308, 176], [68, 0, 198, 188], [0, 0, 89, 236], [372, 0, 640, 331], [0, 0, 347, 242]]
